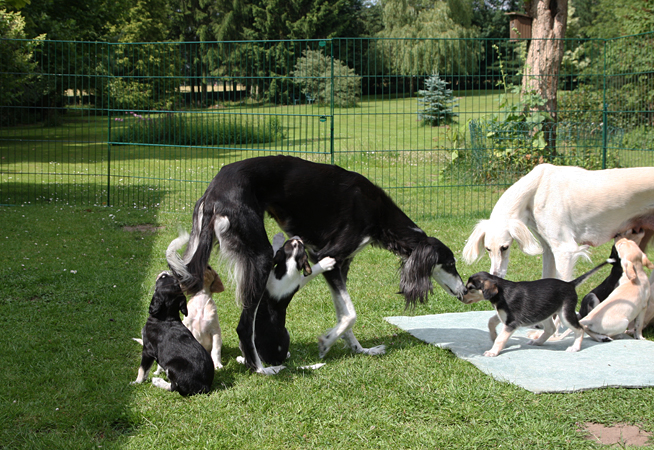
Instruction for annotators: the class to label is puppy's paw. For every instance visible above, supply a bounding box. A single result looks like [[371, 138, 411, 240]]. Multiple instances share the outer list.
[[319, 257, 337, 271], [214, 362, 224, 370], [151, 377, 172, 391], [236, 356, 246, 365], [565, 346, 580, 353], [483, 350, 499, 357]]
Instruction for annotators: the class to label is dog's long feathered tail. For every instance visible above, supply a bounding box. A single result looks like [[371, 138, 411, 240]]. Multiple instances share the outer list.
[[571, 258, 616, 288], [166, 198, 218, 294]]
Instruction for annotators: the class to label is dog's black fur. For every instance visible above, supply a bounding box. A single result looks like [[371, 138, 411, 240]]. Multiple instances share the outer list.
[[463, 260, 612, 355], [578, 245, 622, 319], [167, 155, 467, 370], [135, 273, 214, 396]]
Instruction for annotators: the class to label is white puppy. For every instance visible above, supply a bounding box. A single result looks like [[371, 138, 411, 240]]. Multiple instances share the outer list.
[[167, 230, 225, 369], [580, 238, 654, 341]]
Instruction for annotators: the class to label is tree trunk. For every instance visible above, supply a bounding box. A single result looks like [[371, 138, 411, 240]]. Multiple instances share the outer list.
[[522, 0, 568, 155]]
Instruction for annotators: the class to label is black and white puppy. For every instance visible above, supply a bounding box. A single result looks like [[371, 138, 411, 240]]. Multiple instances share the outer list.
[[236, 233, 335, 374], [578, 245, 622, 319], [132, 272, 214, 395], [461, 260, 612, 356]]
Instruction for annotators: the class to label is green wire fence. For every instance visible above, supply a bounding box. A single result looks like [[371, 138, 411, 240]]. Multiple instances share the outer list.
[[1, 35, 653, 218]]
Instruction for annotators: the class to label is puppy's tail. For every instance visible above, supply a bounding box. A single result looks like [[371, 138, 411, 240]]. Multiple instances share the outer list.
[[570, 258, 616, 288], [132, 338, 143, 345]]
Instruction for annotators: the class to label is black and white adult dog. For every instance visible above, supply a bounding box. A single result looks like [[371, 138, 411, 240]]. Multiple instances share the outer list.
[[233, 233, 336, 374], [166, 155, 467, 371], [132, 272, 214, 395]]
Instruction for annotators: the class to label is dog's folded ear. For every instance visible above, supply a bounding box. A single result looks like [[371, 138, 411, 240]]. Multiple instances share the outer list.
[[179, 295, 188, 317], [149, 291, 165, 316], [508, 219, 542, 256], [300, 252, 312, 276], [482, 279, 499, 299], [643, 254, 654, 271], [462, 220, 488, 264]]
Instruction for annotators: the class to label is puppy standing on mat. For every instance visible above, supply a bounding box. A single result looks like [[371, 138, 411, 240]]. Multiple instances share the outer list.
[[167, 230, 225, 369], [461, 260, 612, 356]]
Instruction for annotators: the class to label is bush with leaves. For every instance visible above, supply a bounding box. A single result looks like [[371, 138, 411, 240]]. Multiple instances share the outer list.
[[418, 72, 459, 126], [0, 8, 45, 123], [293, 49, 361, 107]]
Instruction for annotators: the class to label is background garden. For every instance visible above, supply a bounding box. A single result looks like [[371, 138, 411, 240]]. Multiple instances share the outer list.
[[1, 0, 654, 448]]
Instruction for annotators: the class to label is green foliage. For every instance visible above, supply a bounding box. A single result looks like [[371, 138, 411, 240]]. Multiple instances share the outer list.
[[417, 72, 459, 126], [113, 111, 284, 146], [293, 49, 361, 107], [377, 0, 479, 76], [0, 8, 44, 122]]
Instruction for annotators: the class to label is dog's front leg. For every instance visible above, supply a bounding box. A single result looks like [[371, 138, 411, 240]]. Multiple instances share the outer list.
[[484, 326, 515, 357], [487, 314, 501, 342], [132, 354, 155, 384], [236, 307, 265, 372], [211, 331, 223, 369], [320, 270, 385, 357]]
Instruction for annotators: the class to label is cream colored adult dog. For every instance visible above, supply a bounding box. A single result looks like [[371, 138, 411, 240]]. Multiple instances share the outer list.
[[580, 238, 654, 341], [463, 164, 654, 280], [168, 231, 225, 369]]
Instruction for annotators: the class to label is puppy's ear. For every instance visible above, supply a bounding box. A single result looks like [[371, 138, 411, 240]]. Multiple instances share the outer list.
[[299, 252, 312, 276], [149, 291, 165, 316], [623, 260, 637, 281], [643, 254, 654, 271], [179, 295, 188, 316], [210, 274, 225, 293], [482, 280, 499, 299], [273, 247, 286, 268], [462, 220, 488, 264]]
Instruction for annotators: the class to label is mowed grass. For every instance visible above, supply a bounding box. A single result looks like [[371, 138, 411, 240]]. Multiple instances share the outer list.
[[0, 91, 513, 216], [1, 204, 653, 449]]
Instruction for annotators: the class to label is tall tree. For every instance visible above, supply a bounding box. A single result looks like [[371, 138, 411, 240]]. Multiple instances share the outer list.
[[521, 0, 568, 153]]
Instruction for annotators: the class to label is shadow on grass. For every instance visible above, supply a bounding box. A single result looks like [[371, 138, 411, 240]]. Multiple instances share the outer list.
[[0, 200, 169, 448]]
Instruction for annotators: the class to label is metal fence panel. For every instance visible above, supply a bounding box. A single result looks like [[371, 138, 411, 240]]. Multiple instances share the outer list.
[[1, 35, 653, 218]]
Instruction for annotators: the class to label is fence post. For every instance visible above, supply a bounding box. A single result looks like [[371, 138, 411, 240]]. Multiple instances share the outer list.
[[602, 38, 607, 170], [329, 39, 335, 165], [106, 43, 113, 206]]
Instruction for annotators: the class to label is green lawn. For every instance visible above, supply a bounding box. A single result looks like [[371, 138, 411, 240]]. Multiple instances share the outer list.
[[1, 204, 653, 449]]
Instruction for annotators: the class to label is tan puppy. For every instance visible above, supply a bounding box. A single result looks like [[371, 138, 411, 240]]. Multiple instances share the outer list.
[[183, 266, 225, 369], [580, 238, 654, 341]]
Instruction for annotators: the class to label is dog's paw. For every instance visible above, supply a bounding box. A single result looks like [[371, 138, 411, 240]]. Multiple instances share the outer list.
[[236, 356, 246, 365], [483, 350, 499, 357], [319, 257, 337, 271], [361, 345, 386, 356], [214, 362, 224, 370], [257, 365, 286, 375], [565, 346, 580, 353], [151, 377, 172, 391], [318, 336, 330, 359]]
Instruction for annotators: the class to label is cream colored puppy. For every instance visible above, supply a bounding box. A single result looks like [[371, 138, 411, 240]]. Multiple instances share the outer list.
[[580, 238, 654, 341], [183, 266, 225, 369]]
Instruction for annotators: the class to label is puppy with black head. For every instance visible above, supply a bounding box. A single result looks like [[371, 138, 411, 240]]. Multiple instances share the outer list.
[[461, 260, 612, 356], [237, 233, 336, 374], [132, 272, 214, 395]]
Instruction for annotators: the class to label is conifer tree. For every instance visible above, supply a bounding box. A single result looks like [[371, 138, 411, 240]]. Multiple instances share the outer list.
[[417, 72, 458, 126]]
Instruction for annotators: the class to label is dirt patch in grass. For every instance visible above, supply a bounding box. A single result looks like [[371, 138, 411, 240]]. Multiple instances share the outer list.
[[581, 422, 652, 447], [122, 224, 163, 233]]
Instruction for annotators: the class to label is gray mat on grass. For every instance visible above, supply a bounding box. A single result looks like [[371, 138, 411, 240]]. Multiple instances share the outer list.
[[385, 311, 654, 393]]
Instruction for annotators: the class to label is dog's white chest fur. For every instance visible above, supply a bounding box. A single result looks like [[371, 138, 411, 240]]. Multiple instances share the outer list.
[[267, 259, 302, 300]]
